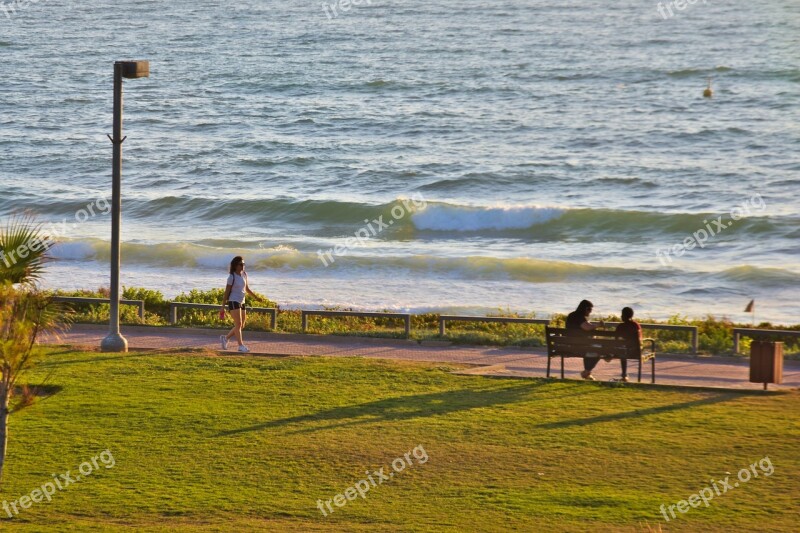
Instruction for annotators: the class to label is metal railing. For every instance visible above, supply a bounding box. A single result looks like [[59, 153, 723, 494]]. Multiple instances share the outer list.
[[51, 296, 145, 320], [439, 315, 549, 336], [169, 302, 277, 329], [733, 328, 800, 353], [603, 322, 698, 354], [301, 310, 412, 337], [49, 297, 715, 355]]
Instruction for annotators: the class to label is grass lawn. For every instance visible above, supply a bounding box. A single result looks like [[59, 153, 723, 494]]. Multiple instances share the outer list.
[[0, 347, 798, 532]]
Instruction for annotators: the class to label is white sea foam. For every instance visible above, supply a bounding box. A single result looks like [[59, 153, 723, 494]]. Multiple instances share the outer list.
[[48, 241, 97, 261], [411, 204, 566, 232]]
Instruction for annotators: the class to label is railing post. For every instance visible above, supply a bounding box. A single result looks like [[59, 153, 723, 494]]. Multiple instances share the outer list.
[[439, 317, 446, 336], [733, 330, 739, 354], [270, 309, 277, 330], [691, 327, 698, 355], [170, 303, 178, 325], [301, 311, 308, 333], [404, 314, 411, 337]]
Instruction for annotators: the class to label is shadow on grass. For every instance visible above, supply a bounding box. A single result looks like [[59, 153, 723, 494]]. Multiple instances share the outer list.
[[38, 352, 152, 368], [217, 382, 550, 437], [535, 392, 740, 429], [14, 383, 63, 399]]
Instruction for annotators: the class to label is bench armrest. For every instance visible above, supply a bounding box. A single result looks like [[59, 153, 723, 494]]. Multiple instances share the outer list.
[[642, 338, 656, 353]]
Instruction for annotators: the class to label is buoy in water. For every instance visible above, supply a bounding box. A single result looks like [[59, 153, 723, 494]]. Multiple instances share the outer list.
[[703, 77, 713, 98]]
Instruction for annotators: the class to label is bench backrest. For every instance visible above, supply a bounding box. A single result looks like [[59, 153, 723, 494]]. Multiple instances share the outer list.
[[545, 327, 641, 359]]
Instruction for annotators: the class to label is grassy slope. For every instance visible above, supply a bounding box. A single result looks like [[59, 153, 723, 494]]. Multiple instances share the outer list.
[[1, 348, 798, 532]]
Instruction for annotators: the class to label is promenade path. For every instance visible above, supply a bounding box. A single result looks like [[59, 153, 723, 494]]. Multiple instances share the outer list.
[[41, 324, 800, 391]]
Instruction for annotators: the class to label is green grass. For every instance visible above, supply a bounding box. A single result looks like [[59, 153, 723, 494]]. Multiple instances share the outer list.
[[1, 348, 798, 531]]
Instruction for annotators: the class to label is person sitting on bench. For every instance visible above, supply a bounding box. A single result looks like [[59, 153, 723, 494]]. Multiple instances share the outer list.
[[614, 307, 642, 383], [565, 299, 605, 381]]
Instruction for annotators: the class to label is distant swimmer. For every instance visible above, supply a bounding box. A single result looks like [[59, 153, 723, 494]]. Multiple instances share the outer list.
[[703, 77, 713, 98]]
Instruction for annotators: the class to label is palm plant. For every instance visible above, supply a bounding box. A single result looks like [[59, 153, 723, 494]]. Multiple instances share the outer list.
[[0, 282, 69, 482], [0, 214, 52, 286], [0, 217, 65, 483]]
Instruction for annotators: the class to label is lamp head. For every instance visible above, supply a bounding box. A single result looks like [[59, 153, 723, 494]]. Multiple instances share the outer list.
[[117, 60, 150, 79]]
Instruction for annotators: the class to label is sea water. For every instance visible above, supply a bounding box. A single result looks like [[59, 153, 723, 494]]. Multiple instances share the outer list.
[[1, 0, 798, 323]]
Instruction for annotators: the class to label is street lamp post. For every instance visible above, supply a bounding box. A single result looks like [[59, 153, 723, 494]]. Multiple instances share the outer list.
[[101, 60, 150, 353]]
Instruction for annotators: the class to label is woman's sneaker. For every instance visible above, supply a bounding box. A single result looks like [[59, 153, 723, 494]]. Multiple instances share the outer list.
[[580, 370, 596, 381], [220, 335, 228, 350], [238, 345, 250, 353]]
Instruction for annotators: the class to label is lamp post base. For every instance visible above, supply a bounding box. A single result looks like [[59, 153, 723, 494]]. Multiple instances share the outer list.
[[100, 333, 128, 353]]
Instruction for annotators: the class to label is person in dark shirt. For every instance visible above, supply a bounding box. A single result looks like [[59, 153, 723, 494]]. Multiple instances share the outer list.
[[565, 299, 605, 380], [614, 307, 642, 383]]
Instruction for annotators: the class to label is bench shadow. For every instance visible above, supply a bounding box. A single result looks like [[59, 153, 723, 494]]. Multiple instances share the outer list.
[[216, 382, 547, 437], [535, 393, 740, 429]]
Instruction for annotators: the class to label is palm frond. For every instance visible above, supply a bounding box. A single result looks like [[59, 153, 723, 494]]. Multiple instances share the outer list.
[[1, 283, 71, 387], [0, 214, 53, 286]]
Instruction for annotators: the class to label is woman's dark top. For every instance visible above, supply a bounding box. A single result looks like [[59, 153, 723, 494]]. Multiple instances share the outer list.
[[565, 311, 589, 335]]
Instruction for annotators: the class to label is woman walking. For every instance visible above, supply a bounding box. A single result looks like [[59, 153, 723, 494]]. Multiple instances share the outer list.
[[220, 255, 258, 353]]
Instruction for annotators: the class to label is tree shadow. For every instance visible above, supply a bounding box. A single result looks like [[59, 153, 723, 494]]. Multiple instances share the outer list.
[[216, 381, 556, 437], [14, 383, 63, 399], [535, 393, 740, 429]]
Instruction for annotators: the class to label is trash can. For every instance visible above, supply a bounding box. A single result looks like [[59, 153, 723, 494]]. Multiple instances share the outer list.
[[749, 341, 783, 390]]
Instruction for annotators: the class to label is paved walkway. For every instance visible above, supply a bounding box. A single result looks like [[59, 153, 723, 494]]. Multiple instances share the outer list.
[[41, 324, 800, 391]]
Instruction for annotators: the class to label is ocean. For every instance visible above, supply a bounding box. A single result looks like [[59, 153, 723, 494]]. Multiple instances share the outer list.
[[1, 0, 798, 323]]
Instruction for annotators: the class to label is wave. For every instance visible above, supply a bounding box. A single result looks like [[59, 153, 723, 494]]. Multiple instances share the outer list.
[[667, 66, 733, 78], [240, 156, 317, 167], [7, 196, 795, 242], [594, 177, 658, 188], [664, 66, 800, 83], [410, 203, 790, 240], [46, 239, 651, 282], [717, 266, 800, 287], [419, 175, 519, 192], [46, 239, 800, 288], [412, 204, 565, 231], [365, 79, 392, 88]]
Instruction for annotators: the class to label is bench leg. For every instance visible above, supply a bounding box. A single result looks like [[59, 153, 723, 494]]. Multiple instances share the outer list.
[[560, 356, 564, 379], [638, 359, 643, 383], [546, 355, 551, 378], [652, 357, 656, 384]]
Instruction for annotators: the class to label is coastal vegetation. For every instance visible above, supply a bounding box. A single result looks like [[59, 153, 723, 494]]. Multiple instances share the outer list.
[[50, 287, 800, 356]]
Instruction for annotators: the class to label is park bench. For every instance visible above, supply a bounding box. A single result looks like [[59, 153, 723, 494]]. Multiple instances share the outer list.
[[545, 327, 656, 383]]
